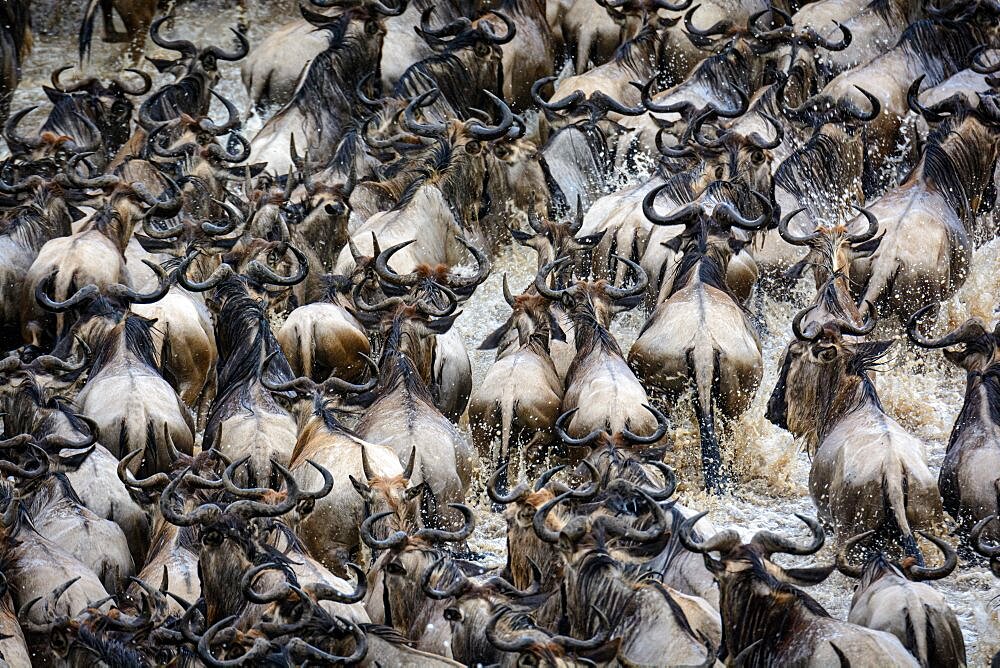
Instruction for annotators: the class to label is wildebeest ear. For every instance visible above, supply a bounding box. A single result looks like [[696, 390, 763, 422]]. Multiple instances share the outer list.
[[783, 259, 809, 281], [479, 322, 509, 350], [614, 294, 644, 311], [510, 227, 533, 244], [221, 163, 267, 179], [426, 311, 461, 335], [145, 56, 178, 73], [574, 229, 606, 248], [781, 564, 835, 586], [42, 86, 68, 103], [349, 475, 371, 499], [662, 237, 684, 253], [549, 312, 566, 342], [443, 607, 462, 622]]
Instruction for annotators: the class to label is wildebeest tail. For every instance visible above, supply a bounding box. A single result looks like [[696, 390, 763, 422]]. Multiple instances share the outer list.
[[687, 348, 723, 492], [880, 464, 922, 563], [79, 0, 103, 63]]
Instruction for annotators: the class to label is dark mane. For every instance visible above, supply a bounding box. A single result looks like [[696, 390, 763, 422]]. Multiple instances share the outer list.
[[89, 315, 159, 376], [845, 340, 892, 412], [614, 22, 659, 76], [865, 0, 916, 25], [896, 20, 984, 86], [140, 74, 208, 124], [375, 317, 437, 403], [670, 249, 735, 299], [280, 12, 382, 159], [722, 553, 830, 660], [921, 107, 996, 226], [209, 278, 294, 417], [0, 195, 69, 249], [774, 130, 861, 223], [394, 47, 501, 121]]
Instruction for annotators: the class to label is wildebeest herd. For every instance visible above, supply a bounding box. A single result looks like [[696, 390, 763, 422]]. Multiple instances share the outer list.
[[0, 0, 998, 664]]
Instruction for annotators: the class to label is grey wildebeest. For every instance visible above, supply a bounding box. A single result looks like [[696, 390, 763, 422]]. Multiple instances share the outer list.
[[471, 276, 565, 504], [766, 309, 944, 552], [534, 254, 654, 446], [836, 529, 966, 667], [630, 185, 771, 492], [678, 512, 919, 666], [907, 306, 1000, 543]]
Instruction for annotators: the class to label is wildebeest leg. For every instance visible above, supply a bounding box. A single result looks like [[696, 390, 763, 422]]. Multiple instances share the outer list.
[[101, 0, 130, 42]]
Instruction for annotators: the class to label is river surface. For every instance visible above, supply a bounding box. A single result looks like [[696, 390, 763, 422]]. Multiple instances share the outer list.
[[9, 0, 1000, 663]]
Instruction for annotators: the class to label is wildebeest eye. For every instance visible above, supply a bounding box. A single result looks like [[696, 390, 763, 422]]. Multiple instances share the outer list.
[[474, 42, 491, 57], [202, 529, 223, 546], [751, 149, 765, 165], [365, 20, 379, 35], [201, 53, 218, 71], [386, 561, 406, 575], [465, 141, 482, 155], [714, 165, 725, 179], [443, 607, 462, 621]]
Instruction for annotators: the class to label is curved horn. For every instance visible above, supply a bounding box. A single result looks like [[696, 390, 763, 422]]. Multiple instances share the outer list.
[[39, 413, 99, 451], [246, 243, 309, 287], [835, 529, 874, 579], [360, 511, 409, 550], [777, 207, 820, 245], [117, 450, 170, 491], [905, 532, 957, 581], [532, 491, 571, 543], [35, 275, 98, 312], [970, 514, 1000, 559], [643, 184, 702, 226], [112, 68, 153, 96], [414, 503, 476, 543], [107, 259, 172, 304], [198, 90, 240, 135], [148, 16, 197, 58], [4, 106, 43, 151], [420, 557, 472, 599], [747, 112, 783, 149], [533, 258, 572, 300], [713, 191, 773, 230], [677, 511, 741, 555], [621, 404, 668, 445], [403, 89, 447, 137], [791, 305, 822, 342], [906, 305, 986, 349], [374, 239, 419, 287], [205, 27, 250, 62], [487, 462, 530, 504], [479, 11, 516, 45], [750, 513, 825, 557], [466, 91, 515, 140], [604, 254, 649, 300], [177, 250, 234, 292], [532, 76, 584, 113], [306, 563, 367, 603], [554, 408, 604, 447], [159, 471, 223, 527], [847, 204, 879, 244]]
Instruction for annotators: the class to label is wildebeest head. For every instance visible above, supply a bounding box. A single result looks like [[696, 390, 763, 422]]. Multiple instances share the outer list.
[[479, 274, 567, 352], [45, 66, 152, 158], [678, 511, 833, 587], [779, 205, 881, 286], [907, 306, 999, 371], [765, 311, 886, 447], [535, 254, 648, 328], [836, 528, 958, 586], [510, 197, 605, 272]]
